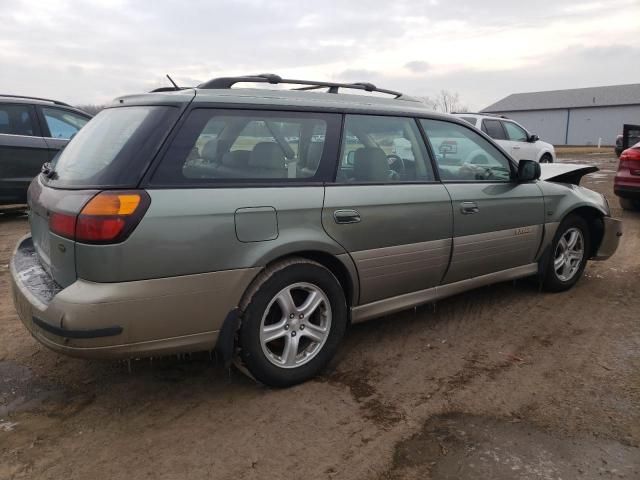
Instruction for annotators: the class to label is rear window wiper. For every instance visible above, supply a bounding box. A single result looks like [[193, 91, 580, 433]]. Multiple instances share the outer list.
[[41, 162, 58, 180]]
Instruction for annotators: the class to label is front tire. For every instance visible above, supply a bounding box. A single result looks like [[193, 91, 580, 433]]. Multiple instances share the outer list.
[[238, 259, 347, 387], [540, 153, 553, 163], [542, 215, 590, 292]]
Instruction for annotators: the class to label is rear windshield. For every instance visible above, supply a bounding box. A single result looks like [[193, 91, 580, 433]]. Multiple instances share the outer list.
[[45, 106, 179, 188]]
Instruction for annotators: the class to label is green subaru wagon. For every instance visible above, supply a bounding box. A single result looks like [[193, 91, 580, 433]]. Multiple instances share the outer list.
[[10, 74, 622, 387]]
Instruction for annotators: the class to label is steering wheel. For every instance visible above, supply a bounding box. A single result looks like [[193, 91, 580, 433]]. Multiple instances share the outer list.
[[386, 154, 405, 178], [388, 169, 401, 181]]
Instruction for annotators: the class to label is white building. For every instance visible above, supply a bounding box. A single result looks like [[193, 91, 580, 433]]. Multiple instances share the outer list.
[[483, 84, 640, 146]]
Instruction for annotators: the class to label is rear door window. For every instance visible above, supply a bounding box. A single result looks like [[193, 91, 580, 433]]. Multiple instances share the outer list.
[[337, 115, 434, 183], [481, 119, 507, 140], [42, 107, 89, 139], [151, 109, 341, 184], [44, 106, 180, 188], [0, 104, 36, 136]]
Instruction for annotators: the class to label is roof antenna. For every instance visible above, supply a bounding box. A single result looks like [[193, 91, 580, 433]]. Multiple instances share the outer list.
[[166, 74, 179, 90]]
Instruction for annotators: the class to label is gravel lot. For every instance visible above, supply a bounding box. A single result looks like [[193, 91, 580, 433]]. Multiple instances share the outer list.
[[1, 153, 638, 479]]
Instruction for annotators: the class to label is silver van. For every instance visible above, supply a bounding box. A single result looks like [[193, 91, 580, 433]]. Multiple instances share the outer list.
[[10, 75, 622, 386]]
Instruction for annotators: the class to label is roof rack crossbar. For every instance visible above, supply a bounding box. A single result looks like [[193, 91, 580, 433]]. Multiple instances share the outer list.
[[0, 94, 72, 108], [197, 74, 406, 99]]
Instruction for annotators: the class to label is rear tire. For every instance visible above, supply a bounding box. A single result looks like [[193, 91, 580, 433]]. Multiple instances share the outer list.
[[542, 215, 590, 292], [238, 259, 347, 387], [619, 197, 640, 211], [540, 153, 553, 163]]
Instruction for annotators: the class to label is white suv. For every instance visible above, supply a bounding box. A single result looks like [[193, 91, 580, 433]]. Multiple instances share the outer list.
[[453, 113, 555, 163]]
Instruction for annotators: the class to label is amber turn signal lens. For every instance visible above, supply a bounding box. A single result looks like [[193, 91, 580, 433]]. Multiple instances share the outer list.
[[81, 193, 142, 216]]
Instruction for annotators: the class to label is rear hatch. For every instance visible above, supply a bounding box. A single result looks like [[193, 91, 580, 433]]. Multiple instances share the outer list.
[[29, 103, 184, 288]]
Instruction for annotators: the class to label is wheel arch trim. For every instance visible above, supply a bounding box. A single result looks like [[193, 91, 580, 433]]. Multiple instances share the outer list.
[[214, 250, 359, 366], [555, 205, 607, 258]]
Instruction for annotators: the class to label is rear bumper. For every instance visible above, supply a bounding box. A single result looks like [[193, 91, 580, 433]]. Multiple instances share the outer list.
[[614, 185, 640, 199], [593, 217, 623, 260], [10, 235, 259, 359], [614, 171, 640, 198]]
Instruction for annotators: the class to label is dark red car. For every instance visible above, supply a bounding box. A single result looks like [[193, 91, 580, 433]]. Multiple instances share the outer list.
[[615, 141, 640, 210]]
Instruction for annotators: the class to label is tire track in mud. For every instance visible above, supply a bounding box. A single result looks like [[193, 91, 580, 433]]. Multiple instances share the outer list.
[[318, 362, 405, 429]]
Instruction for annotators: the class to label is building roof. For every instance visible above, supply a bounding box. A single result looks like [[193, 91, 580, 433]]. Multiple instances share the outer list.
[[483, 83, 640, 112]]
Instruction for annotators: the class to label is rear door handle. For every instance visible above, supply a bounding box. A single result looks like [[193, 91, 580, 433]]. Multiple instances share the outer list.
[[334, 209, 361, 224], [460, 202, 479, 214], [512, 146, 521, 150]]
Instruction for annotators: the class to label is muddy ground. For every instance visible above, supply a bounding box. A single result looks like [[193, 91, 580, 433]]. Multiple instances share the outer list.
[[1, 153, 638, 479]]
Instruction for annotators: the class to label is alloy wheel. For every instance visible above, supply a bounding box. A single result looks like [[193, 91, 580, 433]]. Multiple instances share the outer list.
[[259, 282, 332, 368], [553, 227, 585, 282]]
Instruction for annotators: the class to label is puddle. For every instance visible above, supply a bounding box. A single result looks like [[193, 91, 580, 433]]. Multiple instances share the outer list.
[[385, 413, 640, 479], [0, 361, 87, 417]]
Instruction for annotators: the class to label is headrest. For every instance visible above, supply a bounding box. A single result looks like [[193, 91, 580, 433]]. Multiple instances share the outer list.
[[201, 139, 219, 162], [305, 142, 324, 171], [249, 142, 286, 169], [222, 150, 251, 167], [353, 147, 389, 182]]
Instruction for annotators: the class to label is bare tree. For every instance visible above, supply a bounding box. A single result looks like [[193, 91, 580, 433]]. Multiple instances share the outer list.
[[417, 96, 438, 110], [434, 90, 468, 113], [417, 91, 468, 113]]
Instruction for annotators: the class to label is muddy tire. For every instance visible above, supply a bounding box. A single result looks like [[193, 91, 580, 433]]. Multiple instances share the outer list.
[[238, 259, 347, 387], [542, 215, 590, 292], [540, 153, 553, 163]]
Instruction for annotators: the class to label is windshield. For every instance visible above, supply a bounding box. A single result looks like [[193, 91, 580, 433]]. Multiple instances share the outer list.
[[45, 106, 179, 188]]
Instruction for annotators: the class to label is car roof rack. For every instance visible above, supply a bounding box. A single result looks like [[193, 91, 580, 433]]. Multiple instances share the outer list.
[[0, 94, 73, 108], [454, 111, 509, 119], [197, 74, 412, 100]]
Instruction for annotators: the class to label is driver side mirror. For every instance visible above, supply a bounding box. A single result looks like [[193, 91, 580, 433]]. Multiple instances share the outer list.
[[517, 159, 541, 182], [528, 134, 539, 142]]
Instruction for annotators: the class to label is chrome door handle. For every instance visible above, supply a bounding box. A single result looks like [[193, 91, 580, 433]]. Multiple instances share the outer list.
[[334, 209, 361, 224], [460, 202, 479, 214], [513, 146, 521, 150]]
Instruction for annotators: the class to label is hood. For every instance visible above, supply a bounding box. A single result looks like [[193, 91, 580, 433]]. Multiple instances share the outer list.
[[539, 163, 598, 185]]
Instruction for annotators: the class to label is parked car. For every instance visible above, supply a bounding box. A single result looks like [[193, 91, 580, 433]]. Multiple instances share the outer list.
[[454, 113, 555, 164], [615, 132, 640, 157], [614, 141, 640, 210], [0, 95, 91, 205], [10, 75, 621, 387]]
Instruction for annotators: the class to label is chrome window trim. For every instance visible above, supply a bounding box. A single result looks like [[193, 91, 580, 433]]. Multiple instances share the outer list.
[[0, 132, 69, 141]]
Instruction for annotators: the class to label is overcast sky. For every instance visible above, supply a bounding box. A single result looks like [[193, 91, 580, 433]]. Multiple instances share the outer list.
[[1, 0, 639, 110]]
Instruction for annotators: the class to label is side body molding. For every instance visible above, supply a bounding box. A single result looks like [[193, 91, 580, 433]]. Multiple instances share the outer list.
[[351, 263, 538, 323]]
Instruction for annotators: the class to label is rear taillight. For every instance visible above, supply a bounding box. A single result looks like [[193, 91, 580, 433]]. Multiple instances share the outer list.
[[620, 150, 640, 176], [49, 191, 150, 244], [49, 212, 77, 239]]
